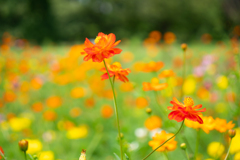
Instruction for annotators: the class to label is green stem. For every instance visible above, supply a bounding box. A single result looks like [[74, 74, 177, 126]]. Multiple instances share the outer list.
[[194, 129, 200, 159], [86, 133, 103, 160], [0, 149, 6, 160], [224, 138, 232, 160], [164, 152, 169, 160], [24, 152, 27, 160], [153, 91, 167, 120], [184, 150, 190, 160], [142, 120, 185, 160], [103, 59, 123, 160], [181, 50, 186, 100]]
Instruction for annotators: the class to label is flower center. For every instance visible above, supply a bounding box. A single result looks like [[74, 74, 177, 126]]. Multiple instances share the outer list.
[[94, 36, 101, 44], [183, 97, 194, 107]]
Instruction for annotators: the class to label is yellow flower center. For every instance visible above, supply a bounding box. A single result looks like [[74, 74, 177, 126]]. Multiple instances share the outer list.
[[183, 97, 194, 107]]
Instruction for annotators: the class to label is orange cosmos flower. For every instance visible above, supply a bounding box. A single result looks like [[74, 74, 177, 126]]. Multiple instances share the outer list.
[[214, 118, 235, 133], [100, 62, 131, 82], [142, 78, 168, 91], [149, 131, 177, 152], [81, 32, 122, 62], [158, 70, 175, 79], [101, 105, 114, 118], [0, 146, 4, 159], [145, 115, 162, 130], [142, 61, 164, 72], [46, 96, 62, 108], [168, 97, 206, 124]]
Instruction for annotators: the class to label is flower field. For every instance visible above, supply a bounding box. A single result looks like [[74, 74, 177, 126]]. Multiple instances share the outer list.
[[0, 29, 240, 160]]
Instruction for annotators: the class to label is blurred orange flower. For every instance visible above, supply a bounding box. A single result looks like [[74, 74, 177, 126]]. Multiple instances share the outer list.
[[43, 110, 57, 121], [158, 70, 175, 78], [70, 107, 82, 118], [101, 105, 114, 118], [149, 131, 177, 152], [142, 78, 168, 91], [84, 97, 95, 108], [120, 82, 134, 92], [164, 32, 176, 44], [214, 118, 235, 133], [168, 97, 206, 124], [31, 78, 43, 90], [101, 62, 131, 82], [145, 115, 162, 130], [3, 91, 16, 102], [142, 61, 164, 72], [46, 96, 62, 108], [70, 87, 85, 99], [136, 97, 148, 108], [149, 30, 162, 42], [81, 32, 122, 62], [32, 102, 43, 112]]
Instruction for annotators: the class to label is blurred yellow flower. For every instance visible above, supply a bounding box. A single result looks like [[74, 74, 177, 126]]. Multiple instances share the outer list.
[[234, 151, 240, 160], [207, 142, 224, 158], [66, 125, 88, 139], [216, 76, 228, 89], [144, 115, 162, 130], [183, 77, 196, 95], [230, 128, 240, 154], [9, 117, 31, 132], [39, 151, 54, 160], [70, 87, 85, 99], [27, 139, 43, 154]]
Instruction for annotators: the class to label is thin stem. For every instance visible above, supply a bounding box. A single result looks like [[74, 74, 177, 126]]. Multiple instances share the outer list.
[[224, 138, 232, 160], [164, 152, 169, 160], [194, 129, 200, 159], [142, 120, 185, 160], [0, 149, 6, 160], [184, 149, 190, 160], [181, 50, 186, 100], [24, 152, 27, 160], [103, 59, 123, 160]]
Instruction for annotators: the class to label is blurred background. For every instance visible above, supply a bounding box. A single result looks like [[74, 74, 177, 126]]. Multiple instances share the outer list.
[[1, 0, 240, 44]]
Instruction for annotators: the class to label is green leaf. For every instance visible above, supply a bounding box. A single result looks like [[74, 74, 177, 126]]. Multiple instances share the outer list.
[[113, 153, 121, 160], [27, 154, 34, 160], [125, 153, 130, 160]]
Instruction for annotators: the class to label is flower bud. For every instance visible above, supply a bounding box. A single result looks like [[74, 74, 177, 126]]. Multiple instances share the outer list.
[[79, 149, 86, 160], [180, 143, 187, 150], [181, 43, 187, 51], [228, 129, 236, 138], [18, 140, 28, 152], [146, 108, 152, 115], [120, 133, 124, 139]]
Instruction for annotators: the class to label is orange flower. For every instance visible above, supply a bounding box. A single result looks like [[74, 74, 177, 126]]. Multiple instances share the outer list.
[[84, 97, 95, 108], [142, 61, 164, 72], [31, 102, 43, 112], [164, 32, 176, 44], [136, 97, 148, 108], [149, 131, 177, 152], [214, 118, 235, 133], [70, 87, 85, 99], [0, 146, 4, 159], [142, 78, 168, 91], [158, 70, 175, 78], [101, 62, 131, 82], [185, 116, 215, 134], [46, 96, 62, 108], [43, 110, 57, 121], [168, 97, 206, 124], [81, 32, 122, 62], [3, 91, 16, 102], [101, 105, 114, 118], [70, 107, 82, 118], [144, 115, 162, 130]]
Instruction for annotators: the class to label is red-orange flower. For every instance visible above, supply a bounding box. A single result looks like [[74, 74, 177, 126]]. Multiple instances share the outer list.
[[168, 97, 206, 124], [0, 146, 4, 159], [101, 62, 131, 82], [81, 32, 122, 62]]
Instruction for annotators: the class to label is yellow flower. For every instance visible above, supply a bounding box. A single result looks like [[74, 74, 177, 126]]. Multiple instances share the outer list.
[[27, 139, 43, 154], [234, 151, 240, 160], [183, 77, 196, 95], [39, 151, 54, 160], [66, 125, 88, 139], [9, 117, 31, 132], [230, 128, 240, 154], [207, 142, 224, 158], [70, 87, 85, 99], [216, 75, 228, 89]]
